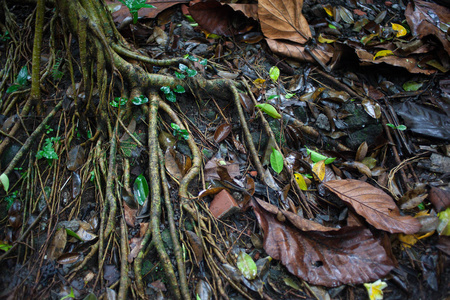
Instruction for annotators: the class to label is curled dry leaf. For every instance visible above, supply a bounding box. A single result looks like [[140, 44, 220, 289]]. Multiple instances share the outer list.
[[251, 198, 395, 287], [356, 141, 368, 162], [324, 179, 421, 234], [214, 123, 232, 143]]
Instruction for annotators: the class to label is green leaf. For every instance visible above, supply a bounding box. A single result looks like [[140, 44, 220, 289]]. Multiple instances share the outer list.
[[173, 85, 185, 93], [200, 59, 208, 66], [0, 241, 12, 252], [174, 71, 185, 79], [132, 95, 149, 105], [187, 55, 198, 62], [66, 228, 82, 241], [196, 295, 201, 300], [386, 123, 395, 129], [306, 147, 336, 164], [110, 97, 128, 107], [6, 84, 20, 93], [285, 93, 295, 99], [179, 63, 188, 72], [161, 86, 171, 94], [270, 148, 283, 174], [133, 174, 149, 206], [403, 81, 423, 92], [269, 66, 280, 82], [396, 125, 407, 131], [236, 251, 257, 280], [166, 90, 177, 102], [60, 287, 75, 300], [0, 173, 9, 192], [255, 103, 281, 119], [184, 15, 196, 23], [17, 66, 28, 86], [267, 95, 279, 100], [186, 68, 197, 77]]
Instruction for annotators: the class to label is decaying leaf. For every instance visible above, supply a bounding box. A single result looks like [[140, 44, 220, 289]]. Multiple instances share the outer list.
[[324, 179, 421, 234], [214, 123, 232, 143], [186, 230, 204, 265], [251, 198, 395, 287]]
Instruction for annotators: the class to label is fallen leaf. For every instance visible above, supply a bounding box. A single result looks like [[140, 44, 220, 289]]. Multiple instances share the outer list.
[[214, 123, 232, 143], [251, 198, 395, 287], [258, 0, 311, 44], [324, 179, 421, 234]]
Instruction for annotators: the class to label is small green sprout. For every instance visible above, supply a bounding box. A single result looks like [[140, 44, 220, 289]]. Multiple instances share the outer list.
[[118, 0, 156, 24], [386, 123, 407, 131]]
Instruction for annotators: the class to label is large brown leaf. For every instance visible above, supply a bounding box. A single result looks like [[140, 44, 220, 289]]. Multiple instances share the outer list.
[[266, 39, 333, 65], [258, 0, 311, 44], [405, 0, 450, 56], [324, 179, 421, 234], [251, 198, 395, 287], [189, 1, 252, 37]]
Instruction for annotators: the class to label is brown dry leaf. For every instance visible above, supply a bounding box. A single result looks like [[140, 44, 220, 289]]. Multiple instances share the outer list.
[[254, 198, 339, 232], [204, 158, 240, 181], [186, 230, 204, 265], [165, 148, 183, 181], [405, 0, 450, 56], [324, 179, 421, 234], [198, 187, 226, 199], [429, 187, 450, 212], [341, 161, 372, 177], [214, 123, 232, 143], [189, 1, 251, 37], [57, 253, 81, 265], [123, 202, 137, 227], [258, 0, 311, 44], [356, 49, 436, 75], [229, 4, 258, 20], [128, 223, 148, 263], [251, 198, 395, 287], [266, 39, 333, 65], [47, 228, 67, 261], [356, 142, 368, 162]]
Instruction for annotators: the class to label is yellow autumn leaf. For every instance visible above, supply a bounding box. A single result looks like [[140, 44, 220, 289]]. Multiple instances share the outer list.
[[364, 280, 387, 300], [294, 173, 308, 191], [373, 50, 394, 60], [312, 160, 325, 181], [391, 23, 407, 37], [318, 34, 336, 44], [253, 78, 266, 89], [323, 5, 333, 17]]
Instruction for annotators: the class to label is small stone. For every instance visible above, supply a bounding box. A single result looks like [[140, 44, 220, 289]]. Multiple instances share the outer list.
[[315, 114, 331, 131], [209, 190, 240, 219]]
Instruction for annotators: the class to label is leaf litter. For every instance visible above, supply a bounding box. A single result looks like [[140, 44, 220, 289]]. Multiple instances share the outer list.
[[1, 0, 450, 299]]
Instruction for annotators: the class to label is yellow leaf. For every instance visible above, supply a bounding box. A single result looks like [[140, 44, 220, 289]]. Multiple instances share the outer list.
[[312, 160, 325, 181], [253, 78, 266, 89], [318, 34, 336, 44], [373, 50, 394, 60], [364, 280, 387, 300], [294, 173, 308, 191], [391, 23, 407, 37], [323, 5, 333, 17]]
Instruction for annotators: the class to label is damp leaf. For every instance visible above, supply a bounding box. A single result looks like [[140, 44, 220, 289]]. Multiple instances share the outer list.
[[237, 251, 257, 280]]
